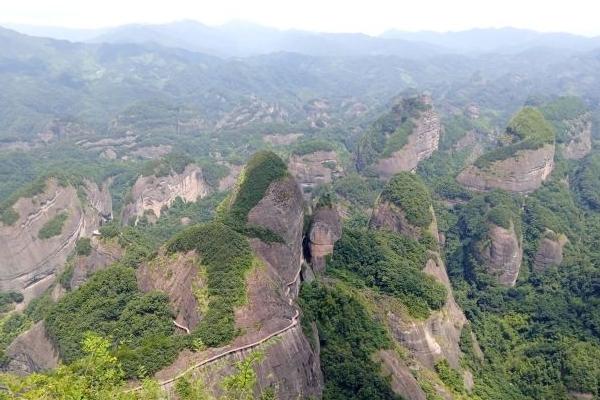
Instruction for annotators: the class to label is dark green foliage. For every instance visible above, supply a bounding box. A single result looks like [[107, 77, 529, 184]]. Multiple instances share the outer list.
[[38, 212, 68, 239], [0, 291, 23, 313], [45, 265, 178, 378], [292, 139, 336, 155], [198, 160, 230, 188], [329, 229, 447, 317], [475, 107, 555, 168], [541, 96, 588, 143], [574, 154, 600, 210], [299, 282, 400, 400], [74, 238, 92, 256], [333, 173, 382, 208], [167, 222, 253, 346], [225, 151, 287, 229], [141, 152, 194, 178], [381, 172, 433, 227]]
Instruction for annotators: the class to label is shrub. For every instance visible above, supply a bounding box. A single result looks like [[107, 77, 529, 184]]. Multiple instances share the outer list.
[[435, 359, 465, 394], [74, 238, 92, 256], [38, 212, 69, 239], [381, 172, 433, 227]]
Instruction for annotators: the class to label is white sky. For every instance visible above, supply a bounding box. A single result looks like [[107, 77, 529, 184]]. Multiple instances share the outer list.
[[2, 0, 600, 36]]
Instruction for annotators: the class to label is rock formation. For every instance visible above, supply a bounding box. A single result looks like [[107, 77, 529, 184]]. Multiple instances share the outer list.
[[357, 94, 441, 178], [122, 164, 210, 224], [457, 144, 555, 193], [69, 238, 123, 290], [308, 206, 342, 273], [3, 321, 59, 375], [478, 223, 523, 286], [457, 107, 556, 194], [533, 231, 568, 272], [0, 179, 103, 305], [288, 151, 343, 196]]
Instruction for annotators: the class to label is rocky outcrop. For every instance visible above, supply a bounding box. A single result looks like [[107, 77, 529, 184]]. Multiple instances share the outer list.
[[0, 179, 101, 305], [288, 151, 343, 196], [457, 144, 555, 194], [478, 223, 522, 286], [263, 133, 303, 145], [122, 164, 210, 224], [375, 106, 441, 177], [533, 231, 568, 272], [308, 207, 342, 273], [69, 239, 123, 290], [137, 251, 202, 331], [370, 201, 425, 240], [562, 114, 592, 160], [3, 321, 59, 375], [216, 98, 288, 130], [377, 350, 427, 400]]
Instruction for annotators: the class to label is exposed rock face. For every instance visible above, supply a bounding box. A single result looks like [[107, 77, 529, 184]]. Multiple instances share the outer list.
[[308, 207, 342, 273], [304, 99, 331, 128], [533, 231, 568, 272], [388, 256, 467, 370], [69, 239, 123, 290], [375, 100, 441, 178], [137, 251, 202, 331], [478, 223, 522, 286], [216, 98, 288, 130], [263, 133, 303, 145], [0, 179, 101, 304], [377, 350, 427, 400], [370, 200, 424, 240], [122, 164, 210, 224], [457, 144, 555, 194], [3, 321, 59, 375], [288, 151, 343, 196], [562, 114, 592, 160]]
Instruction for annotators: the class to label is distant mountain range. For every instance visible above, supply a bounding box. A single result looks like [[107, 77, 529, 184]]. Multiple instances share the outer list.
[[4, 21, 600, 58]]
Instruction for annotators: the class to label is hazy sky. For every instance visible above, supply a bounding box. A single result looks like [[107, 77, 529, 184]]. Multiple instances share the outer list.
[[2, 0, 600, 36]]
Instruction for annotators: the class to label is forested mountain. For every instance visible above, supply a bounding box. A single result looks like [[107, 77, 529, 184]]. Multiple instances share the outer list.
[[0, 21, 600, 400]]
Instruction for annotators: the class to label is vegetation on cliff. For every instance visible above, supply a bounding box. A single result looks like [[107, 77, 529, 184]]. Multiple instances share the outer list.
[[299, 281, 400, 400], [167, 222, 254, 346], [381, 172, 433, 227], [474, 107, 555, 169], [38, 212, 69, 239]]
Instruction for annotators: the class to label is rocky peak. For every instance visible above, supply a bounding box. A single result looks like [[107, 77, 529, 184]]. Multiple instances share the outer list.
[[533, 230, 568, 272], [122, 164, 210, 225], [479, 222, 523, 286], [457, 107, 556, 194], [288, 150, 343, 198], [308, 206, 342, 274], [357, 94, 441, 178]]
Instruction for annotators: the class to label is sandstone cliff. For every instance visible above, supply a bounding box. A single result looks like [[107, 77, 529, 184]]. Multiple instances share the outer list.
[[478, 223, 523, 287], [69, 238, 123, 290], [308, 206, 342, 274], [357, 94, 441, 178], [533, 230, 568, 272], [122, 164, 210, 225], [457, 144, 555, 194], [457, 107, 556, 194], [288, 150, 343, 196], [3, 321, 59, 375], [0, 179, 103, 305]]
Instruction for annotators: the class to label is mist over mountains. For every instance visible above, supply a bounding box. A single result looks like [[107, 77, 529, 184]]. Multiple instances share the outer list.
[[5, 20, 600, 57]]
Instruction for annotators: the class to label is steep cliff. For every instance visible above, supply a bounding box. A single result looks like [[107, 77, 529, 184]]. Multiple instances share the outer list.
[[0, 179, 104, 304], [561, 113, 592, 160], [478, 223, 523, 287], [533, 230, 568, 272], [357, 94, 441, 178], [122, 164, 210, 224], [288, 150, 343, 196], [3, 321, 59, 375], [457, 107, 556, 194], [308, 206, 342, 273]]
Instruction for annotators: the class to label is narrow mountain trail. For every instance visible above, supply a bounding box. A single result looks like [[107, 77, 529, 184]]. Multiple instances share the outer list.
[[127, 260, 305, 392]]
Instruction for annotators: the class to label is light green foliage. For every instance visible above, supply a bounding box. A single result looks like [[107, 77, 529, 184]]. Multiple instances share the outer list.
[[475, 107, 555, 168], [434, 359, 465, 394], [221, 351, 265, 400], [575, 154, 600, 210], [167, 222, 253, 346], [291, 138, 337, 155], [38, 212, 68, 239], [299, 281, 400, 399], [541, 96, 588, 143], [381, 172, 433, 227], [329, 229, 447, 317], [333, 173, 382, 208], [175, 375, 212, 400]]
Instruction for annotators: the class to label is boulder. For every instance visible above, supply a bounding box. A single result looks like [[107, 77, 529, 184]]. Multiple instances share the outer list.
[[308, 207, 342, 273], [533, 231, 568, 272], [4, 321, 59, 375], [478, 223, 522, 287]]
